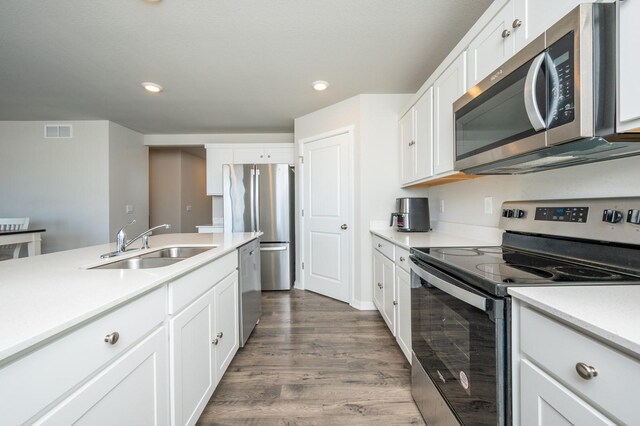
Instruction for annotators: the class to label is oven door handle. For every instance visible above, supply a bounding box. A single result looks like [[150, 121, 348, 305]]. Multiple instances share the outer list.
[[409, 257, 489, 312]]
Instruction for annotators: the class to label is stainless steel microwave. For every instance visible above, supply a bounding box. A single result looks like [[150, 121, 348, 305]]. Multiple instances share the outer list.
[[454, 3, 640, 175]]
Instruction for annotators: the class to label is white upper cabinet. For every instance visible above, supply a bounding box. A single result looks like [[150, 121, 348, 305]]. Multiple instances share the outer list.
[[467, 1, 515, 88], [617, 0, 640, 133], [512, 0, 584, 51], [233, 146, 295, 164], [206, 148, 233, 195], [434, 53, 466, 176], [414, 88, 434, 180], [399, 109, 416, 184]]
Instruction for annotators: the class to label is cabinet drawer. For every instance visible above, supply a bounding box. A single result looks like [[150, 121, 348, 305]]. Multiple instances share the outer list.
[[0, 288, 166, 425], [520, 306, 640, 425], [395, 246, 410, 273], [168, 251, 237, 314], [372, 235, 395, 260]]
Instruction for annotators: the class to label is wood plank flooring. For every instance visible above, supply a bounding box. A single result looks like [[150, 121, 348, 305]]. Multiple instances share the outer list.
[[197, 289, 425, 426]]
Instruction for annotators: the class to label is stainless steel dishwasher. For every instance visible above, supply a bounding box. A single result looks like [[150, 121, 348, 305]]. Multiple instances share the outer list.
[[238, 238, 261, 347]]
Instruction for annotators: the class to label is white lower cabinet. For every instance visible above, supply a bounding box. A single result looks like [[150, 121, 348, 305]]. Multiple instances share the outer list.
[[170, 271, 239, 426], [36, 326, 168, 426], [514, 301, 639, 425], [372, 235, 412, 363]]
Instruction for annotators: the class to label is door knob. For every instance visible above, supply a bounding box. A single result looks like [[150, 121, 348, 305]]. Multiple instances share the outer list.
[[341, 224, 348, 230]]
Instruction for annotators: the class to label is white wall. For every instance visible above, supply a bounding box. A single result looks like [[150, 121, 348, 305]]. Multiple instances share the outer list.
[[108, 122, 149, 239], [0, 121, 110, 253], [294, 94, 412, 308], [421, 155, 640, 228]]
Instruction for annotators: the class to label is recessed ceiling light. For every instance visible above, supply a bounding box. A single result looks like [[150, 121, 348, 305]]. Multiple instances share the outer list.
[[142, 82, 163, 93], [312, 80, 329, 91]]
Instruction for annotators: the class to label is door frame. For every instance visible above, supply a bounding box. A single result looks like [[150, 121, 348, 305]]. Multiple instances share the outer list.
[[297, 125, 355, 305]]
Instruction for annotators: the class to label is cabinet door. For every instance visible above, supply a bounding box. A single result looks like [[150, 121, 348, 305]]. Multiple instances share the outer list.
[[206, 148, 233, 195], [372, 250, 384, 311], [399, 109, 416, 184], [213, 271, 240, 385], [264, 147, 295, 164], [233, 148, 264, 163], [520, 360, 615, 426], [513, 0, 583, 52], [36, 327, 168, 426], [618, 0, 640, 132], [170, 288, 215, 426], [414, 88, 434, 180], [395, 267, 411, 363], [380, 253, 396, 335], [467, 1, 515, 87], [434, 53, 466, 175]]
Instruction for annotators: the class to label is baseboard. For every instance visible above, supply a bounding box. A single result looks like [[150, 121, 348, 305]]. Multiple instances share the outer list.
[[350, 299, 377, 311], [293, 280, 305, 290]]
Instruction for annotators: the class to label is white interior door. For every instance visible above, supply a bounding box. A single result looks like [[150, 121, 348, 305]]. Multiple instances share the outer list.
[[302, 130, 352, 303]]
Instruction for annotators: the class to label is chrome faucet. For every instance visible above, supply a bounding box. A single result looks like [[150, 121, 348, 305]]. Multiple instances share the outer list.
[[101, 221, 171, 259]]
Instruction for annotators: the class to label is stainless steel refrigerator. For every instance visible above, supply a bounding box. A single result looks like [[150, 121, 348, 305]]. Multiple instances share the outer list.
[[223, 163, 295, 290]]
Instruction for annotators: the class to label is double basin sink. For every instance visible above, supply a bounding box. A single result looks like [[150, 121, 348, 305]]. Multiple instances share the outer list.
[[92, 246, 217, 269]]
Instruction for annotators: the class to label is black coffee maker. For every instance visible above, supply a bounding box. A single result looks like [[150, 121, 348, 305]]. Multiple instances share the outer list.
[[389, 197, 430, 232]]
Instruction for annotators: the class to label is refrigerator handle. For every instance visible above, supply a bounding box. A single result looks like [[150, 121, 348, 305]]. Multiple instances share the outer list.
[[254, 167, 260, 233]]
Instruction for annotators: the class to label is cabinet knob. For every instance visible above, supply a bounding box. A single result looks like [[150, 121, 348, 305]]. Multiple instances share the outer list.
[[377, 243, 382, 248], [104, 331, 120, 345], [501, 29, 511, 39], [400, 256, 406, 262], [377, 282, 383, 289], [260, 155, 264, 158], [393, 300, 398, 306], [212, 338, 219, 345], [408, 140, 415, 146], [267, 155, 271, 158], [575, 362, 598, 380], [512, 18, 522, 29], [217, 331, 224, 339], [341, 224, 348, 230]]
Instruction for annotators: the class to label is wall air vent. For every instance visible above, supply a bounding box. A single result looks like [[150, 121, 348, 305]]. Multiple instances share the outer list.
[[44, 124, 73, 138]]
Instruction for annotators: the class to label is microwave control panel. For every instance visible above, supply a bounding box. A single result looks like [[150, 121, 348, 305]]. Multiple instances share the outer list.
[[547, 31, 575, 129]]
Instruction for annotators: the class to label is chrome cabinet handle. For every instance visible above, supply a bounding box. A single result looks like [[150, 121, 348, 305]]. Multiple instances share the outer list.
[[377, 282, 383, 289], [400, 256, 406, 262], [217, 332, 224, 339], [104, 332, 120, 345], [576, 362, 598, 380], [512, 19, 522, 29], [341, 224, 348, 230], [212, 338, 219, 345], [501, 29, 511, 38]]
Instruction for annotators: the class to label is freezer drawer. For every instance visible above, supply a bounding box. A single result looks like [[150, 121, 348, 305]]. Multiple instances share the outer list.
[[260, 242, 293, 290]]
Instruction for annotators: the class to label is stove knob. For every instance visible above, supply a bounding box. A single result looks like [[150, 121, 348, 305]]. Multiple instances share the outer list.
[[627, 209, 640, 224], [513, 209, 526, 219], [602, 209, 623, 223], [502, 209, 514, 218]]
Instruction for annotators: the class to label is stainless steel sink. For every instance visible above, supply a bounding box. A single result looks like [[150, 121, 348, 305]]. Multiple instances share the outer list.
[[91, 245, 217, 269], [138, 246, 215, 259]]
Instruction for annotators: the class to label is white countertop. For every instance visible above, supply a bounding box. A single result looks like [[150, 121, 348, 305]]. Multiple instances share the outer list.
[[0, 232, 259, 363], [371, 228, 497, 250], [509, 286, 640, 358]]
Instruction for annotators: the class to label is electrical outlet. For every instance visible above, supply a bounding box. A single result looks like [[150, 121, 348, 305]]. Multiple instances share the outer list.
[[440, 200, 445, 213], [484, 197, 493, 214]]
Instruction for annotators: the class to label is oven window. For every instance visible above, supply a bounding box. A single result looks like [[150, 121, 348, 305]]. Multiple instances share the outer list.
[[455, 56, 546, 161], [412, 271, 505, 426]]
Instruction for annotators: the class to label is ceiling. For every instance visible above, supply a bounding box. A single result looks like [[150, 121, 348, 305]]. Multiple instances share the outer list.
[[0, 0, 493, 135]]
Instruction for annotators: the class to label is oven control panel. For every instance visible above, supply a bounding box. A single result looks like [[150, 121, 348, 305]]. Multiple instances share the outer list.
[[535, 207, 588, 223], [499, 197, 640, 245]]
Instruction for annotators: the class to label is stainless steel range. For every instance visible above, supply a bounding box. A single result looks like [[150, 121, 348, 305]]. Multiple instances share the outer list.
[[409, 197, 640, 425]]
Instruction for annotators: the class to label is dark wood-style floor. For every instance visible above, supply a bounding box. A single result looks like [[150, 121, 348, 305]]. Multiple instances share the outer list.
[[197, 289, 425, 426]]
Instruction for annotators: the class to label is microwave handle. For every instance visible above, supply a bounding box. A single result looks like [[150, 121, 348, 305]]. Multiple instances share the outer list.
[[409, 257, 489, 312], [524, 52, 547, 131]]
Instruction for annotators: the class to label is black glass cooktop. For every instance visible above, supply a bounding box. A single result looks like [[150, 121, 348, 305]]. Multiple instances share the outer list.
[[411, 246, 640, 296]]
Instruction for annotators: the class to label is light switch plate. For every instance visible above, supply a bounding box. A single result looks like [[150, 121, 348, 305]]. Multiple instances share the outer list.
[[484, 197, 493, 214], [126, 204, 134, 214]]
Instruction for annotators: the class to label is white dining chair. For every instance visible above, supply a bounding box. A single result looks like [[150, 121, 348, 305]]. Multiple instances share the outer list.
[[0, 217, 30, 261]]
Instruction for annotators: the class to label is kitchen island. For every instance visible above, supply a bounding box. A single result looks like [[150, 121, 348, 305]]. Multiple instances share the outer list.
[[0, 231, 260, 425]]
